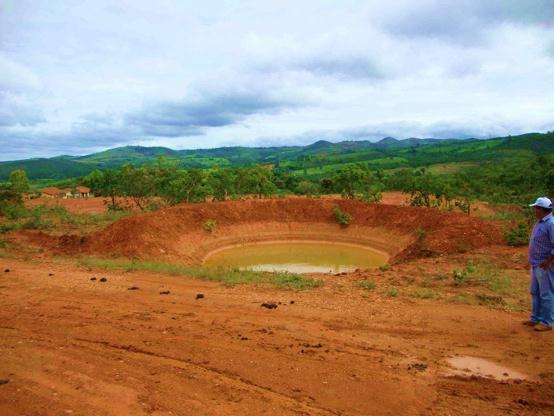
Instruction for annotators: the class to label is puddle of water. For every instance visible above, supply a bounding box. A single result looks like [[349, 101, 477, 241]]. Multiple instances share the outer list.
[[446, 356, 531, 381], [203, 241, 388, 273]]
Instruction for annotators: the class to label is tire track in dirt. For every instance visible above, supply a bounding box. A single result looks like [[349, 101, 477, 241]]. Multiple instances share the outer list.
[[73, 337, 342, 416]]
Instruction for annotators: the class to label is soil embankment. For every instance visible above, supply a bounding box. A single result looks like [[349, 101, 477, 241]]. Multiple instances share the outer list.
[[56, 198, 502, 264]]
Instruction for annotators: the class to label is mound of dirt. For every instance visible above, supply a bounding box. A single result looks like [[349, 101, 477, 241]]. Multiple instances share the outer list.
[[54, 198, 503, 264]]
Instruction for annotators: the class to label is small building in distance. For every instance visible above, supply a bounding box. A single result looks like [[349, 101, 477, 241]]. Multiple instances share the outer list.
[[42, 187, 67, 199], [41, 186, 93, 199], [75, 186, 92, 198]]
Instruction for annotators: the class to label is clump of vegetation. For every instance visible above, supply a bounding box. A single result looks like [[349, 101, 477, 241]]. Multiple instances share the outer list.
[[203, 219, 217, 233], [0, 223, 19, 234], [21, 207, 51, 230], [451, 260, 515, 297], [476, 293, 506, 308], [386, 287, 399, 297], [448, 294, 472, 305], [504, 222, 530, 246], [355, 279, 376, 290], [452, 262, 476, 286], [333, 206, 352, 226], [379, 264, 391, 272], [412, 289, 440, 299], [415, 228, 427, 242], [271, 272, 323, 290]]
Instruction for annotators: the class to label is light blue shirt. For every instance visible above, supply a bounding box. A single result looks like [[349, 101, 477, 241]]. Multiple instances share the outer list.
[[529, 213, 554, 267]]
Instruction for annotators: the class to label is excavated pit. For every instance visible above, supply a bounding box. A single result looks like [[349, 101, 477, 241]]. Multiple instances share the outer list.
[[56, 198, 503, 268]]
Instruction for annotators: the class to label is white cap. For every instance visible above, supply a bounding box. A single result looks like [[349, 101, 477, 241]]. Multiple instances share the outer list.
[[529, 196, 552, 209]]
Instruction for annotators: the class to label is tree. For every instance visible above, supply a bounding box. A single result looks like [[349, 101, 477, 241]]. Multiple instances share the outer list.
[[208, 168, 237, 201], [8, 169, 30, 195], [118, 165, 157, 210], [333, 163, 383, 201], [320, 178, 334, 193], [295, 180, 319, 196], [236, 166, 277, 198], [83, 169, 122, 210]]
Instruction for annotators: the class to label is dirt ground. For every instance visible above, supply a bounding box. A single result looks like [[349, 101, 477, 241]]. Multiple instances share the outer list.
[[25, 197, 111, 214], [1, 248, 553, 416], [2, 197, 551, 415]]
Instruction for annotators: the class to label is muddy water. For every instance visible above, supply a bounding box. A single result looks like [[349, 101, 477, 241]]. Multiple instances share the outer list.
[[446, 356, 531, 381], [203, 241, 388, 273]]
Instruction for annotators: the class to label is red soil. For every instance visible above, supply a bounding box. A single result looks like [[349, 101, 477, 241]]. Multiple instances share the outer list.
[[55, 198, 502, 263], [26, 197, 110, 214], [25, 197, 144, 214], [0, 254, 552, 416]]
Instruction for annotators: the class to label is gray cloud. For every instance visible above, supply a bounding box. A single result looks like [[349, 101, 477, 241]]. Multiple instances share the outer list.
[[381, 0, 554, 44], [0, 93, 45, 127], [256, 119, 537, 147], [0, 90, 303, 159], [126, 91, 299, 137], [256, 55, 385, 80]]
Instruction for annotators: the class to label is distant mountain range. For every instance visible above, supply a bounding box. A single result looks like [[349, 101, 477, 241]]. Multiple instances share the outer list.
[[1, 132, 552, 180]]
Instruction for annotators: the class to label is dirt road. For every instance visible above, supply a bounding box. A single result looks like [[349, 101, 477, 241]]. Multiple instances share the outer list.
[[1, 258, 553, 415]]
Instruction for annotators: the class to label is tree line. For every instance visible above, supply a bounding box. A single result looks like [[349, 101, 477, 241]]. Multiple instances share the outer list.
[[1, 153, 553, 216]]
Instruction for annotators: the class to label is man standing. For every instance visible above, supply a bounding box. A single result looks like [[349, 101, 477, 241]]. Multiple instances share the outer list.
[[524, 197, 554, 331]]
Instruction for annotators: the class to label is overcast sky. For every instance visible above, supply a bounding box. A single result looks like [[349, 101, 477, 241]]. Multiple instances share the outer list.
[[1, 0, 553, 160]]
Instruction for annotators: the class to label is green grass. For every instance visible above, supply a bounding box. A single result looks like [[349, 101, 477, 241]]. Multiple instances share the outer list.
[[448, 294, 472, 305], [411, 289, 441, 299], [270, 272, 323, 290], [78, 257, 322, 290], [0, 205, 130, 234], [386, 287, 399, 297], [475, 293, 507, 308], [355, 279, 377, 290]]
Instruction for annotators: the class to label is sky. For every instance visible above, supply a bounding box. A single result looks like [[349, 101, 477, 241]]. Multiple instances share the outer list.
[[1, 0, 553, 161]]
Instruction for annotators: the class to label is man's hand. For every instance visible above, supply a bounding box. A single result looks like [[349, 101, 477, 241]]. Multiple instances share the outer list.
[[540, 257, 554, 270]]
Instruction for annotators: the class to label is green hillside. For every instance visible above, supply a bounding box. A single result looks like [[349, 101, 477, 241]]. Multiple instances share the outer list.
[[1, 132, 552, 180]]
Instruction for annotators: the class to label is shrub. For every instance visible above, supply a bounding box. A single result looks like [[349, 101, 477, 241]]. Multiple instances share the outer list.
[[505, 222, 530, 246], [203, 219, 217, 233], [452, 262, 476, 286], [21, 206, 51, 230], [415, 228, 427, 242], [295, 180, 319, 196], [334, 206, 352, 226], [2, 203, 27, 220], [0, 223, 20, 233]]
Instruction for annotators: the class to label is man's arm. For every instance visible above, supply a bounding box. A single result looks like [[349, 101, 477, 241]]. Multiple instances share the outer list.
[[541, 221, 554, 269]]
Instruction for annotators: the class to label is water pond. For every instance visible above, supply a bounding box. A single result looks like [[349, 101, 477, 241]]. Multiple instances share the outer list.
[[203, 241, 388, 273]]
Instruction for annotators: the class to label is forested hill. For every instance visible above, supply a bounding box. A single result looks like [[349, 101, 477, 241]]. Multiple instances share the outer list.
[[1, 132, 552, 180]]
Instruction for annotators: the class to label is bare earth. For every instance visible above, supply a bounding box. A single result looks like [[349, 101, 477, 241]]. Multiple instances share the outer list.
[[1, 254, 553, 416], [2, 196, 552, 415]]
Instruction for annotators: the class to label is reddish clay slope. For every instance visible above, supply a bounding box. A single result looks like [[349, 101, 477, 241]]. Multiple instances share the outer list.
[[57, 198, 503, 263]]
